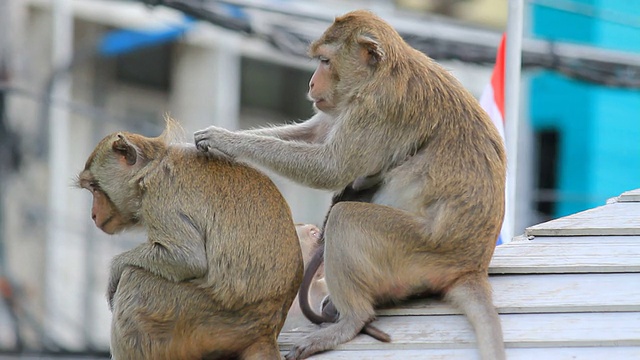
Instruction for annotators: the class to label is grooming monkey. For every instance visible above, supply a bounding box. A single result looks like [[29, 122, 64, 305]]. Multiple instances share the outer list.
[[195, 10, 506, 360], [77, 119, 303, 360]]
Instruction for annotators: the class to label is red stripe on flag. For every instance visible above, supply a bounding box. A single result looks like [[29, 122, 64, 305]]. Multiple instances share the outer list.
[[490, 35, 507, 119]]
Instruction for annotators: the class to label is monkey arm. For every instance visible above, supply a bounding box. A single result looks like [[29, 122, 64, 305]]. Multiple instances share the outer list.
[[239, 112, 332, 143], [107, 232, 208, 309], [194, 121, 392, 190]]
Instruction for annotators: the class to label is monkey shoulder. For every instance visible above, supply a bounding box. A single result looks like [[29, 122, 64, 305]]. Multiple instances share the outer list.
[[157, 143, 282, 196], [164, 144, 248, 171]]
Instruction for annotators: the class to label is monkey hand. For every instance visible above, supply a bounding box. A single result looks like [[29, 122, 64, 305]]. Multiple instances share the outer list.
[[352, 173, 383, 191], [194, 126, 238, 157], [107, 263, 124, 311], [106, 273, 120, 311]]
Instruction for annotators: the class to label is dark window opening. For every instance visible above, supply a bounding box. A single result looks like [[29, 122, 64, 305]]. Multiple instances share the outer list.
[[535, 129, 560, 217], [240, 57, 314, 120], [115, 43, 172, 91]]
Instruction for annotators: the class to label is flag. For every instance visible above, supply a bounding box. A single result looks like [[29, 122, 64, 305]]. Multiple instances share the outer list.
[[479, 34, 510, 245]]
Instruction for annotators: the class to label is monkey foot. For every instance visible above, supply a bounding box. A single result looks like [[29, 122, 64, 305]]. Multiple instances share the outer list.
[[284, 338, 321, 360]]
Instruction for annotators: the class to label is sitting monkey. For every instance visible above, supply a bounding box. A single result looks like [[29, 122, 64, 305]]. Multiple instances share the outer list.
[[194, 10, 506, 360], [77, 119, 302, 360]]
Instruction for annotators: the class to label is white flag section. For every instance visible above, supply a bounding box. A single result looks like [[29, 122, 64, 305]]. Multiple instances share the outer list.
[[480, 85, 506, 140], [479, 34, 511, 245]]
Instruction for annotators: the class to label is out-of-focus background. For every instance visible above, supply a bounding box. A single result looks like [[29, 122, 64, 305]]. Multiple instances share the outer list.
[[0, 0, 638, 358]]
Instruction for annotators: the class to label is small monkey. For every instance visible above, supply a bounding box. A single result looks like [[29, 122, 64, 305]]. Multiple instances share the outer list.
[[285, 225, 386, 340], [195, 10, 506, 360], [295, 224, 323, 268], [77, 119, 303, 359], [282, 224, 328, 332]]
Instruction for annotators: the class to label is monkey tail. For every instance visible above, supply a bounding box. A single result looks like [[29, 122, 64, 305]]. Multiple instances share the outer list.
[[298, 246, 392, 343], [445, 274, 506, 360], [362, 323, 391, 342], [299, 246, 327, 324]]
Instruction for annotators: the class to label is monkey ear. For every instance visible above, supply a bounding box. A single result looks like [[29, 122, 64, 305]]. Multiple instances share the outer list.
[[357, 34, 385, 66], [112, 134, 138, 166]]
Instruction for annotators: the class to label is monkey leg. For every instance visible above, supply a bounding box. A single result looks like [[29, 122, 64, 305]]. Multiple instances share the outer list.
[[241, 338, 281, 360], [444, 273, 506, 360], [287, 202, 435, 359], [112, 267, 281, 360]]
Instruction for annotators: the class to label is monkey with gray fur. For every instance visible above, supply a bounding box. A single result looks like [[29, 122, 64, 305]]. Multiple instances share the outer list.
[[77, 119, 302, 360], [195, 10, 506, 360]]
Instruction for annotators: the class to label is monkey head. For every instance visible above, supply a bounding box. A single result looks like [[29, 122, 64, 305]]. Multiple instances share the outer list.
[[77, 132, 165, 234], [295, 223, 322, 268], [307, 10, 392, 114], [307, 48, 338, 114]]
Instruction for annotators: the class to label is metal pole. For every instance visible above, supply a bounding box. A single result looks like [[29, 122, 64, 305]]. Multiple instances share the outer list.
[[0, 0, 9, 274], [46, 0, 74, 348], [504, 0, 524, 241]]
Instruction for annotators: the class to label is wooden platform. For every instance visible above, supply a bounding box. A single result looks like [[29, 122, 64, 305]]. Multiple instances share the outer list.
[[278, 189, 640, 359]]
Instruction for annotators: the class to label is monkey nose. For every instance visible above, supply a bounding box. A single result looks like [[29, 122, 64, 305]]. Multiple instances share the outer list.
[[91, 212, 97, 221]]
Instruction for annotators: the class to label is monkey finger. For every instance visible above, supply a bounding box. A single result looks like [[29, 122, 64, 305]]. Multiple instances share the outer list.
[[193, 126, 223, 140], [195, 140, 210, 153], [193, 134, 209, 151], [284, 345, 305, 360], [193, 127, 212, 138], [194, 130, 213, 150], [286, 338, 324, 360], [195, 133, 228, 154], [106, 290, 115, 311]]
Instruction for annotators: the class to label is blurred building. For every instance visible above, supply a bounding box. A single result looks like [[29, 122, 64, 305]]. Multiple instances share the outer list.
[[1, 0, 637, 356], [0, 0, 503, 353], [529, 1, 640, 219]]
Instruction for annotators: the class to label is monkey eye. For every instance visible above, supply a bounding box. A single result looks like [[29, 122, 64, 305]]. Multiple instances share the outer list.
[[318, 56, 330, 65], [88, 181, 101, 192]]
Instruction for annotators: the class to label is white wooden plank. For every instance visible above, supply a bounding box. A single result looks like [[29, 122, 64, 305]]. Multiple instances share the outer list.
[[278, 312, 640, 351], [517, 236, 640, 245], [525, 202, 640, 236], [286, 347, 640, 360], [489, 237, 640, 273], [378, 273, 640, 316], [619, 188, 640, 202]]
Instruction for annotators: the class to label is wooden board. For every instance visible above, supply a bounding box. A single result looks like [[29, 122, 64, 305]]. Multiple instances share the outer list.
[[378, 273, 640, 316], [525, 202, 640, 236], [489, 236, 640, 273], [278, 312, 640, 350], [619, 188, 640, 202], [290, 347, 640, 360]]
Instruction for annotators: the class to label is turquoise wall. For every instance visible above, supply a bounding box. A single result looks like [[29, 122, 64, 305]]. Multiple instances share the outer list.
[[530, 0, 640, 217]]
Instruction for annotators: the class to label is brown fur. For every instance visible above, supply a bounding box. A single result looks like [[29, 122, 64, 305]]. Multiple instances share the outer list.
[[77, 119, 303, 359], [195, 10, 506, 360]]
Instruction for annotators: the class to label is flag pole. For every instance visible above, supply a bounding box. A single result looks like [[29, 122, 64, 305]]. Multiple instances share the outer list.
[[504, 0, 524, 241]]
